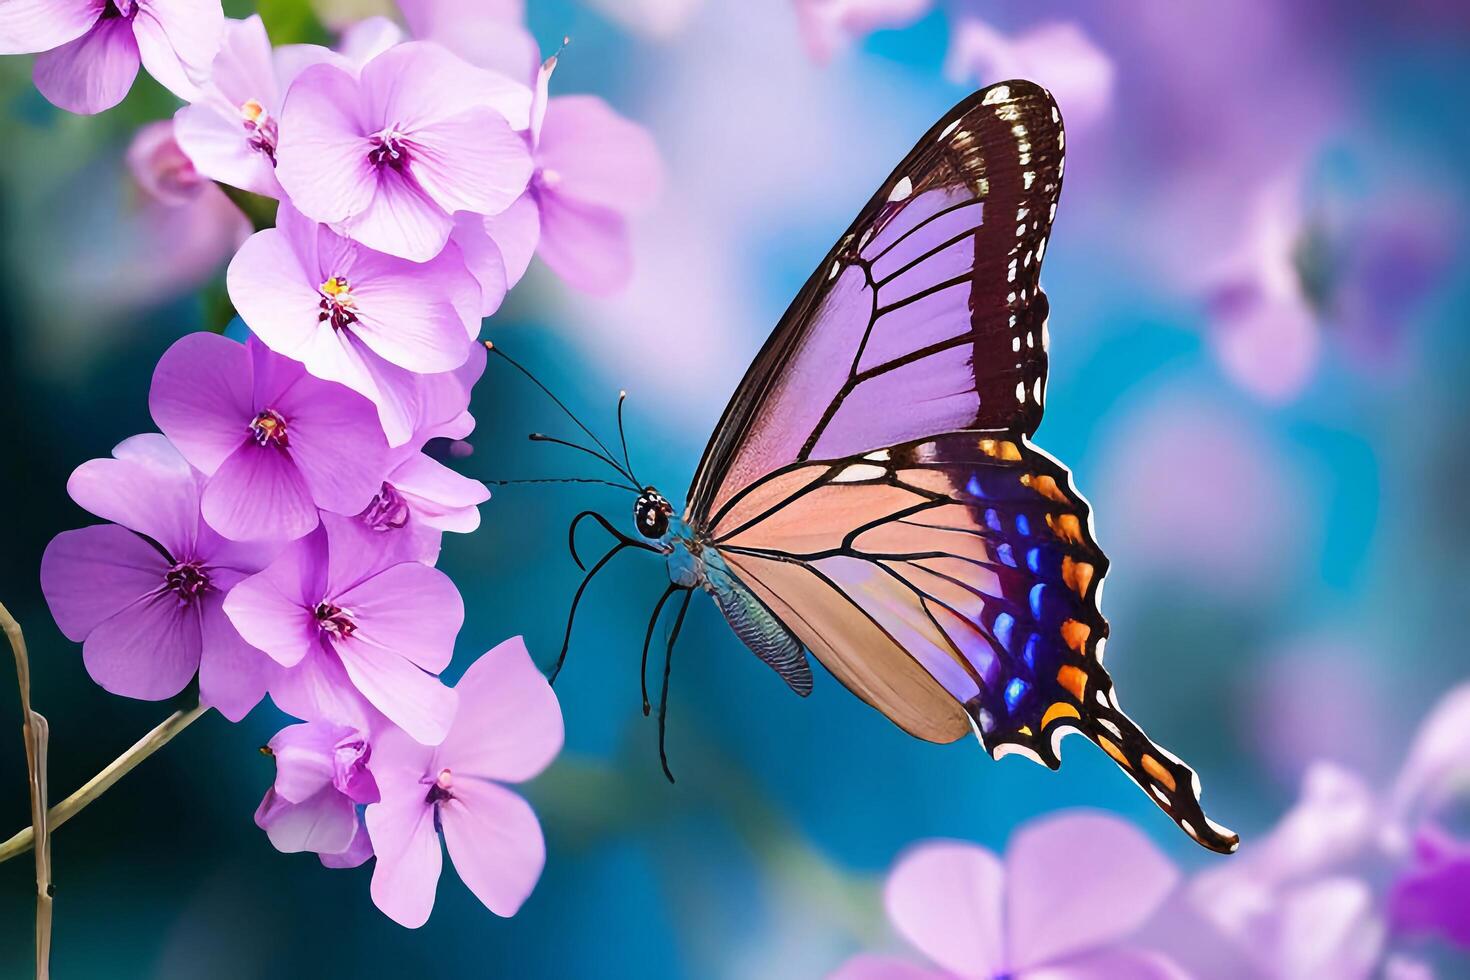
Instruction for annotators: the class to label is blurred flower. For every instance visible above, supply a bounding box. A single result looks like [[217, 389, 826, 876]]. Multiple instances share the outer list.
[[366, 636, 562, 927], [174, 15, 295, 198], [224, 514, 461, 746], [832, 813, 1183, 979], [794, 0, 932, 65], [1189, 681, 1470, 976], [275, 40, 532, 261], [0, 0, 223, 114], [944, 18, 1113, 130], [397, 0, 537, 81], [255, 720, 380, 863], [149, 333, 389, 542], [1206, 156, 1457, 402], [39, 433, 280, 721], [1388, 825, 1470, 950], [227, 202, 482, 446], [584, 0, 705, 41]]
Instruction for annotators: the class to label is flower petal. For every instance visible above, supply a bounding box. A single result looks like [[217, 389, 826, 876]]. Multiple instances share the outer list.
[[359, 39, 531, 132], [335, 562, 463, 674], [1023, 947, 1190, 980], [481, 191, 539, 288], [33, 16, 140, 115], [827, 956, 952, 980], [337, 642, 458, 746], [366, 793, 442, 928], [132, 0, 224, 102], [255, 785, 357, 855], [390, 453, 488, 533], [203, 443, 319, 541], [534, 190, 633, 296], [197, 594, 272, 721], [0, 0, 100, 55], [440, 637, 561, 783], [884, 839, 1005, 977], [320, 812, 374, 868], [265, 721, 339, 802], [1387, 682, 1470, 845], [150, 333, 255, 475], [407, 107, 532, 218], [339, 170, 452, 262], [345, 246, 476, 373], [40, 525, 168, 642], [538, 95, 663, 212], [276, 62, 376, 224], [222, 544, 322, 668], [84, 592, 201, 701], [226, 227, 323, 362], [440, 778, 545, 917], [67, 448, 200, 559], [1005, 811, 1179, 970], [268, 641, 383, 733]]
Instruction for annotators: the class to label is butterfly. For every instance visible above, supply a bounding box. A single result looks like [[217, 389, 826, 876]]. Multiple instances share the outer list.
[[493, 79, 1239, 854]]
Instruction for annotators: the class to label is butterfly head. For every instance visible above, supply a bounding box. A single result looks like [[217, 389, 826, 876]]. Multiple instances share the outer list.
[[634, 487, 674, 540]]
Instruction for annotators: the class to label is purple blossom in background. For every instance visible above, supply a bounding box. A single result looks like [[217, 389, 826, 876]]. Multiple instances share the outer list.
[[224, 514, 461, 745], [228, 202, 482, 445], [0, 0, 223, 114], [794, 0, 932, 65], [397, 0, 538, 82], [832, 813, 1184, 980], [39, 434, 279, 720], [523, 51, 664, 295], [150, 333, 389, 541], [173, 15, 295, 198], [1389, 825, 1470, 951], [255, 720, 379, 865], [944, 18, 1113, 130], [275, 40, 532, 261], [366, 636, 562, 927]]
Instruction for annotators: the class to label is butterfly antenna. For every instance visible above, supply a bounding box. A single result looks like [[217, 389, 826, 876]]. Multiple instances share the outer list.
[[486, 341, 636, 484], [491, 477, 639, 491], [527, 433, 638, 488], [657, 589, 694, 784], [616, 390, 642, 487], [641, 584, 681, 715]]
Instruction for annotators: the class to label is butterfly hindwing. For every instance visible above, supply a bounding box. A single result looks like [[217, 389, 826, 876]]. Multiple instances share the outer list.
[[712, 431, 1238, 853]]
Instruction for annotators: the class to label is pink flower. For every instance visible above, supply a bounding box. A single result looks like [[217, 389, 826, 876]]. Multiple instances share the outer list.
[[223, 514, 461, 746], [149, 333, 390, 542], [227, 202, 482, 445], [944, 18, 1113, 130], [275, 40, 533, 261], [794, 0, 932, 65], [255, 719, 379, 866], [365, 636, 562, 928], [832, 813, 1184, 979], [173, 15, 295, 197], [0, 0, 223, 115], [39, 434, 280, 721]]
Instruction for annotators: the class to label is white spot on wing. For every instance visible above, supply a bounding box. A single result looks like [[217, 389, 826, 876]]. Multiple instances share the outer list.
[[864, 449, 891, 462], [940, 118, 961, 140], [983, 85, 1011, 105], [1015, 381, 1026, 402], [888, 177, 913, 203], [833, 464, 887, 483]]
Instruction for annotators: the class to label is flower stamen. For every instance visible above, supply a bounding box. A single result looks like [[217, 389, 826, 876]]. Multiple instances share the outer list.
[[164, 560, 209, 602], [368, 129, 409, 171], [239, 98, 278, 164], [315, 602, 357, 638], [317, 276, 359, 331], [359, 482, 410, 531], [249, 408, 289, 448]]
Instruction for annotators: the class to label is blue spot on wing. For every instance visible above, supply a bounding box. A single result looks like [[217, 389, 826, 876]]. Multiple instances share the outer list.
[[1005, 677, 1030, 712]]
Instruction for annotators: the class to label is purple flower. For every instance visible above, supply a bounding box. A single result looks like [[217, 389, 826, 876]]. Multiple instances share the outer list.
[[39, 434, 280, 720], [172, 15, 296, 197], [365, 636, 562, 927], [523, 53, 663, 295], [223, 514, 461, 745], [832, 813, 1183, 979], [227, 202, 482, 445], [275, 40, 533, 261], [149, 333, 390, 542], [0, 0, 223, 115], [254, 719, 380, 865], [944, 18, 1113, 130], [356, 452, 490, 564], [1389, 826, 1470, 950]]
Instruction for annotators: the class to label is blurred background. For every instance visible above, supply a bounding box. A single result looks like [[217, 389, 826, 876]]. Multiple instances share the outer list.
[[1, 0, 1468, 976]]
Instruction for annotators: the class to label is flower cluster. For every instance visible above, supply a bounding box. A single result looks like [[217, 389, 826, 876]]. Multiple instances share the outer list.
[[16, 1, 660, 926]]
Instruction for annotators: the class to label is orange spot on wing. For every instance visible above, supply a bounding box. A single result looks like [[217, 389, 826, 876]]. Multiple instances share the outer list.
[[1142, 754, 1178, 792], [1062, 557, 1095, 596], [1057, 664, 1088, 700], [1031, 474, 1069, 503], [1047, 513, 1084, 544], [1060, 619, 1091, 652], [1042, 702, 1081, 728], [1097, 735, 1130, 768]]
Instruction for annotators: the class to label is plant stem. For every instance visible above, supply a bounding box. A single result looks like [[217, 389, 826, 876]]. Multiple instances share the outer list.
[[0, 702, 206, 866], [2, 601, 51, 980]]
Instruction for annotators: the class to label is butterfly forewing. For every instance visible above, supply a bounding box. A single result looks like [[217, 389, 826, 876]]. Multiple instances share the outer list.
[[687, 80, 1238, 853]]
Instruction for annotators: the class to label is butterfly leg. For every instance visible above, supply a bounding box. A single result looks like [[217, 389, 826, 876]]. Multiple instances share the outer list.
[[657, 588, 695, 784], [551, 540, 635, 684], [568, 509, 662, 571], [641, 583, 682, 715]]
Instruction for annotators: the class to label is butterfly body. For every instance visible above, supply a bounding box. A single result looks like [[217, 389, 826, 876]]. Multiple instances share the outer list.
[[541, 79, 1239, 855]]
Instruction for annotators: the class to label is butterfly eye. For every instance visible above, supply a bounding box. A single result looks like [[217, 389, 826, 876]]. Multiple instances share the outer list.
[[635, 491, 671, 539]]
